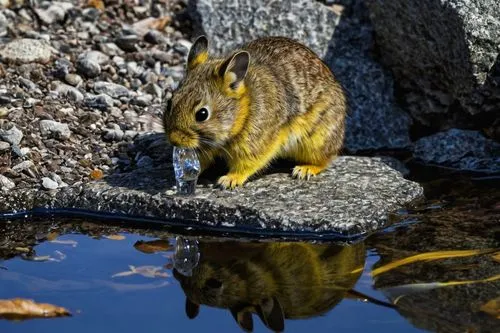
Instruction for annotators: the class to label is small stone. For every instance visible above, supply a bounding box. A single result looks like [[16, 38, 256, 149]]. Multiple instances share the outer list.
[[131, 94, 153, 106], [116, 34, 139, 52], [0, 141, 10, 151], [41, 177, 59, 190], [35, 2, 73, 25], [0, 38, 52, 64], [94, 81, 130, 98], [0, 123, 23, 145], [144, 30, 167, 44], [18, 77, 38, 91], [12, 160, 35, 173], [0, 174, 15, 191], [103, 127, 124, 141], [39, 120, 71, 140], [124, 130, 137, 140], [84, 93, 115, 110], [64, 73, 83, 87], [76, 58, 101, 78], [126, 62, 143, 76], [54, 82, 84, 102], [79, 50, 110, 65], [99, 43, 124, 57]]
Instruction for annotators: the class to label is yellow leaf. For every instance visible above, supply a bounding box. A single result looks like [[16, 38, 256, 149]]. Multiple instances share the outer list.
[[134, 240, 172, 254], [0, 298, 71, 320], [105, 235, 125, 241], [480, 297, 500, 319]]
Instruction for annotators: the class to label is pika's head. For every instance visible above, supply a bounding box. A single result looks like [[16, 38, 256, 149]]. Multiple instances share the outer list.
[[163, 36, 251, 149]]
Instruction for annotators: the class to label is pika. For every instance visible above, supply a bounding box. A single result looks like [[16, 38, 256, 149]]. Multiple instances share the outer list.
[[173, 241, 365, 332], [163, 36, 348, 189]]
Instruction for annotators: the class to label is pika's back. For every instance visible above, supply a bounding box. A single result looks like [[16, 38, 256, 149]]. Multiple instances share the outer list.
[[240, 36, 343, 117]]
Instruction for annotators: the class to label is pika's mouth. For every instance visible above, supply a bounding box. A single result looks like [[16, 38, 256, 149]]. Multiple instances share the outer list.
[[168, 129, 199, 148]]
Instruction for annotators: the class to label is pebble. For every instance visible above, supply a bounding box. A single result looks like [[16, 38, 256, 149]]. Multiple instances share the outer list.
[[64, 73, 83, 87], [12, 160, 35, 173], [99, 43, 124, 57], [41, 177, 59, 190], [94, 81, 130, 98], [0, 141, 10, 151], [84, 93, 115, 110], [0, 174, 15, 191], [0, 124, 23, 145], [80, 50, 110, 65], [35, 2, 73, 25], [54, 82, 84, 102], [116, 34, 139, 52], [39, 120, 71, 140], [103, 126, 124, 141], [76, 58, 101, 78], [0, 38, 52, 64], [131, 94, 153, 106], [144, 30, 167, 44]]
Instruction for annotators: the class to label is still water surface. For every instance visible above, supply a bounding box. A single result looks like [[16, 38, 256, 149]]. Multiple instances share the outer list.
[[0, 167, 498, 333]]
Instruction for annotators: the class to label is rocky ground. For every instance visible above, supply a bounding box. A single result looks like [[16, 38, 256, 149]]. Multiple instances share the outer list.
[[0, 0, 192, 192]]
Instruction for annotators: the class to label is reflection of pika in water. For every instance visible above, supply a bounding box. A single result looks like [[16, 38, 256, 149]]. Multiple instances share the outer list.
[[173, 241, 365, 332]]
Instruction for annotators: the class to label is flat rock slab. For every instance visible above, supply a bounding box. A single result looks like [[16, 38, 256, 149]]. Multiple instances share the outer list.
[[0, 156, 423, 240]]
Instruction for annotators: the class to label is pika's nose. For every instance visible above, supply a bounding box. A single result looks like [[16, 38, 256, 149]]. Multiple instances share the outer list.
[[168, 129, 197, 148]]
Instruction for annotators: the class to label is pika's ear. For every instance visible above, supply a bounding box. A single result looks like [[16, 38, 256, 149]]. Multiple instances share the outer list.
[[218, 51, 250, 90], [185, 297, 200, 319], [255, 297, 284, 332], [187, 35, 209, 70], [230, 308, 253, 333]]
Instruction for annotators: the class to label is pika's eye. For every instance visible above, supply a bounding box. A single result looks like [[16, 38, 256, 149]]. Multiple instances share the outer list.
[[195, 107, 210, 122]]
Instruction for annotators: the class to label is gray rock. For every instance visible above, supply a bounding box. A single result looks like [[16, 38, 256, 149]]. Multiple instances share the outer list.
[[34, 2, 73, 25], [84, 93, 115, 110], [79, 50, 110, 65], [0, 174, 15, 191], [99, 43, 124, 57], [41, 177, 59, 190], [12, 160, 34, 173], [413, 129, 500, 173], [0, 38, 52, 64], [64, 73, 83, 87], [131, 94, 153, 107], [188, 0, 340, 58], [323, 1, 412, 152], [0, 123, 23, 145], [0, 156, 423, 238], [39, 120, 71, 140], [0, 141, 10, 152], [103, 125, 124, 141], [94, 81, 130, 98], [116, 34, 139, 52], [366, 0, 500, 126], [0, 11, 7, 37], [54, 81, 84, 102], [144, 30, 167, 44], [76, 58, 101, 78]]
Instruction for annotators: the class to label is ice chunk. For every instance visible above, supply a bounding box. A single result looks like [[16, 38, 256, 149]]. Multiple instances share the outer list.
[[172, 146, 200, 195]]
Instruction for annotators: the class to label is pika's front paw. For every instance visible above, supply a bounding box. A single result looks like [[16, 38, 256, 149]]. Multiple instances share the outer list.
[[292, 165, 325, 180], [217, 173, 248, 190]]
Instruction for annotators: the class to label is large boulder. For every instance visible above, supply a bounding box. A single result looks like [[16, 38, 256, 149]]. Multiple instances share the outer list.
[[0, 156, 423, 240], [187, 0, 413, 152], [366, 0, 500, 130]]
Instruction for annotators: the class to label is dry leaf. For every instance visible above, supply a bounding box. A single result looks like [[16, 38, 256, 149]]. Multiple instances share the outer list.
[[480, 297, 500, 319], [134, 239, 172, 254], [86, 0, 105, 10], [90, 169, 104, 180], [46, 231, 59, 241], [0, 298, 71, 320], [104, 235, 125, 241], [492, 252, 500, 263]]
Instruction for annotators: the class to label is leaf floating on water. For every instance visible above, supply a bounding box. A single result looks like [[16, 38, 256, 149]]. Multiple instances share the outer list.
[[14, 247, 31, 253], [372, 249, 498, 277], [492, 252, 500, 263], [0, 298, 71, 320], [46, 232, 59, 241], [112, 265, 169, 279], [480, 297, 500, 319], [134, 240, 172, 254], [104, 235, 126, 241], [49, 239, 78, 247]]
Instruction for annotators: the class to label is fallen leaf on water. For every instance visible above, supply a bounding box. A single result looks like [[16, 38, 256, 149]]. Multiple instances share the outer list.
[[134, 239, 172, 254], [49, 239, 78, 247], [14, 247, 31, 253], [480, 297, 500, 319], [112, 265, 169, 278], [492, 252, 500, 263], [0, 298, 71, 320], [104, 235, 125, 241], [46, 232, 59, 241]]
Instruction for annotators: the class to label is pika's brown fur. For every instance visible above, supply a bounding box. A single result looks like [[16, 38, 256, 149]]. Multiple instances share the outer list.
[[163, 36, 347, 189]]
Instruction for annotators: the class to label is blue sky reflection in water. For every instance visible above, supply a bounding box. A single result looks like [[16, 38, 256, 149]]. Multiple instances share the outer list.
[[0, 233, 426, 333]]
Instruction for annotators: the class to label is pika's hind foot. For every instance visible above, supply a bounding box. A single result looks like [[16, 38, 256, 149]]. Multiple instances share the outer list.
[[217, 173, 248, 190], [292, 165, 326, 180]]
